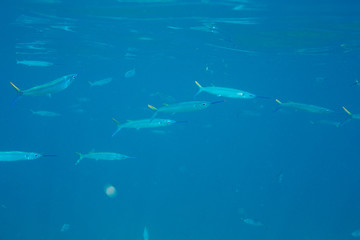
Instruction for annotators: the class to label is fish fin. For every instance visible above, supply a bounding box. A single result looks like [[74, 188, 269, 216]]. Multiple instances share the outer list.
[[275, 99, 282, 104], [75, 152, 83, 165], [112, 118, 123, 136], [150, 112, 158, 121], [112, 127, 122, 137], [195, 81, 202, 88], [194, 89, 203, 97], [342, 106, 352, 116], [10, 82, 22, 94], [11, 95, 22, 105], [148, 104, 157, 111], [112, 118, 120, 125]]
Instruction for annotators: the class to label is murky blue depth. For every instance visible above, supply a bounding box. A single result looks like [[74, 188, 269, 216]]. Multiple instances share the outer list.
[[1, 0, 360, 240]]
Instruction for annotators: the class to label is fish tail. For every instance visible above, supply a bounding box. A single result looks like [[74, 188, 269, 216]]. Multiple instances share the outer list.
[[10, 82, 23, 95], [340, 106, 353, 126], [342, 106, 352, 116], [148, 104, 157, 111], [88, 81, 94, 87], [150, 112, 158, 121], [75, 152, 83, 165], [194, 81, 203, 97], [112, 118, 123, 137], [195, 81, 202, 88]]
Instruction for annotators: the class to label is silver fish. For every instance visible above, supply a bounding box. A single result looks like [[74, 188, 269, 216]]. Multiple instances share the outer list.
[[88, 77, 112, 87], [75, 151, 134, 165], [352, 229, 360, 237], [112, 118, 178, 137], [0, 151, 43, 161], [30, 109, 61, 117], [195, 81, 256, 99], [124, 68, 136, 78], [16, 60, 53, 67], [242, 218, 264, 227], [148, 100, 223, 119], [275, 99, 333, 114], [10, 74, 77, 98]]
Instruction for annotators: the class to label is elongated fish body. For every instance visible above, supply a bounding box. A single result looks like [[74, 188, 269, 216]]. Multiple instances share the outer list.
[[275, 99, 333, 113], [195, 81, 256, 99], [148, 101, 215, 118], [242, 218, 264, 227], [16, 60, 53, 67], [112, 118, 177, 136], [143, 227, 149, 240], [0, 151, 42, 161], [75, 152, 133, 165], [31, 110, 61, 117], [10, 74, 77, 97], [343, 106, 360, 120], [89, 77, 112, 87]]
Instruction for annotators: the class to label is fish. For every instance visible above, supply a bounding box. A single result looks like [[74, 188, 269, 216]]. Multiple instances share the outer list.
[[124, 68, 136, 78], [352, 229, 360, 237], [275, 99, 333, 114], [10, 74, 77, 100], [148, 100, 224, 119], [350, 79, 360, 87], [0, 151, 51, 161], [30, 109, 61, 117], [195, 81, 257, 99], [60, 224, 70, 232], [112, 118, 179, 137], [16, 60, 53, 67], [88, 77, 113, 87], [75, 151, 134, 165], [143, 227, 149, 240], [310, 120, 341, 128], [242, 218, 264, 227]]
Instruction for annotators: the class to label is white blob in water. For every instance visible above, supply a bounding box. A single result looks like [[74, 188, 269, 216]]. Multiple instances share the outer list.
[[105, 185, 117, 198]]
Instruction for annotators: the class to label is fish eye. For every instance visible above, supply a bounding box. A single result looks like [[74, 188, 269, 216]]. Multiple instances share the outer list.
[[34, 154, 38, 157]]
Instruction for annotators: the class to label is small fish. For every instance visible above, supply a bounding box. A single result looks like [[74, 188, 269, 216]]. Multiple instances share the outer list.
[[148, 100, 224, 119], [0, 151, 53, 161], [60, 224, 70, 232], [352, 229, 360, 237], [242, 218, 264, 227], [195, 81, 257, 99], [16, 60, 53, 67], [124, 68, 136, 78], [10, 74, 77, 101], [30, 109, 61, 117], [143, 227, 149, 240], [112, 118, 179, 137], [350, 79, 360, 87], [88, 77, 112, 87], [75, 151, 134, 165], [275, 99, 333, 114]]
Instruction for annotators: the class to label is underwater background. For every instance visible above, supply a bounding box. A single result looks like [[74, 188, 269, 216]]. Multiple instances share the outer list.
[[1, 0, 360, 239]]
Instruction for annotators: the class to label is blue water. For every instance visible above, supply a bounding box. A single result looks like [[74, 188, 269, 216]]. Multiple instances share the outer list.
[[1, 0, 360, 239]]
